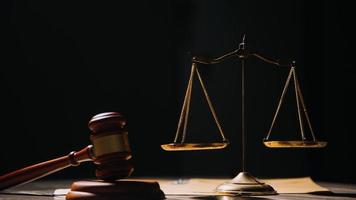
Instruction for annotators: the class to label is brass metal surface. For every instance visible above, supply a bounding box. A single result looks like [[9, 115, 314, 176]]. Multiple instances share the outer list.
[[91, 133, 131, 157], [161, 142, 228, 151], [263, 140, 327, 148], [216, 172, 277, 195]]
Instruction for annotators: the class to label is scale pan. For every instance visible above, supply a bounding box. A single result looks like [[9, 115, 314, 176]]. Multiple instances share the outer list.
[[161, 142, 229, 151], [263, 140, 327, 148]]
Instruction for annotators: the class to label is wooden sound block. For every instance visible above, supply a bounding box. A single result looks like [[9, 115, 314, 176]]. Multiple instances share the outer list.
[[66, 180, 165, 200]]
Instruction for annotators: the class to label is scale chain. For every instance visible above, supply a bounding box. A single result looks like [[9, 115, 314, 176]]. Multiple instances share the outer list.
[[294, 70, 316, 141], [174, 63, 195, 143], [195, 67, 227, 141], [181, 63, 195, 143], [174, 62, 227, 144], [292, 67, 306, 140], [266, 67, 294, 140]]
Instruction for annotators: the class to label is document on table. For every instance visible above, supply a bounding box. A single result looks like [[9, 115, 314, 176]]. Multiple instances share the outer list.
[[132, 177, 329, 196]]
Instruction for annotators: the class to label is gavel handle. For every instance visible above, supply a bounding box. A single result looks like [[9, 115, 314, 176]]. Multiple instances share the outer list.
[[0, 145, 94, 190]]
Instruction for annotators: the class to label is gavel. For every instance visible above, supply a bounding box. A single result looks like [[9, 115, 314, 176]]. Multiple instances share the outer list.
[[0, 112, 133, 190]]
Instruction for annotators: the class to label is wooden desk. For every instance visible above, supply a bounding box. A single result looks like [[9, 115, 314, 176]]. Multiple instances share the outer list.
[[0, 180, 355, 199]]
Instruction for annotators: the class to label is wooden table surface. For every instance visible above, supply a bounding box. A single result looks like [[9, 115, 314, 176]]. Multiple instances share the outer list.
[[0, 180, 355, 200]]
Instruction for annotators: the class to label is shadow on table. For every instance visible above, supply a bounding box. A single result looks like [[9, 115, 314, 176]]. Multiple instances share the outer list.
[[169, 196, 270, 200], [310, 191, 356, 198]]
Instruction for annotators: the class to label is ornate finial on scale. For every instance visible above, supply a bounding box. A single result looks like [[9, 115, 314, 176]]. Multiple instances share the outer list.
[[240, 34, 246, 49], [237, 34, 249, 59]]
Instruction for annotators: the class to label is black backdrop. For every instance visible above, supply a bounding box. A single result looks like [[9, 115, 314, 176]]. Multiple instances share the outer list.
[[1, 0, 355, 183]]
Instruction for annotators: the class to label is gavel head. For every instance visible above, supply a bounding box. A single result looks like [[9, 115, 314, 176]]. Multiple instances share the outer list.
[[88, 112, 133, 181]]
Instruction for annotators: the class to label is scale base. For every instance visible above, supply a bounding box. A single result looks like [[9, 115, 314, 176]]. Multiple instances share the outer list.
[[216, 172, 277, 196]]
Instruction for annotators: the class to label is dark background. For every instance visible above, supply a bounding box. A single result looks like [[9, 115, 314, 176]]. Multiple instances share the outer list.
[[1, 0, 355, 183]]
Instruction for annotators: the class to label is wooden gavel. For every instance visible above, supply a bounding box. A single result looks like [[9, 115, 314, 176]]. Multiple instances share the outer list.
[[0, 112, 133, 190]]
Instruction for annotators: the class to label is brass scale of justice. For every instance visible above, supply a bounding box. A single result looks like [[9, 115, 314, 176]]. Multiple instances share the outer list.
[[161, 35, 327, 195]]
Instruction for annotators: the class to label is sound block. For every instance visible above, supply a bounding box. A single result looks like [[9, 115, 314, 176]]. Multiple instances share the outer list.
[[66, 180, 165, 200]]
